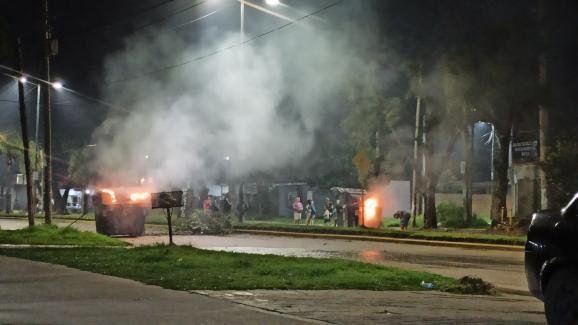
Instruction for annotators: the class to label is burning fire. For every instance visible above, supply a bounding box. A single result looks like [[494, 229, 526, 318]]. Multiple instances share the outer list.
[[101, 189, 117, 204], [97, 187, 151, 207], [130, 192, 150, 203], [362, 197, 381, 228]]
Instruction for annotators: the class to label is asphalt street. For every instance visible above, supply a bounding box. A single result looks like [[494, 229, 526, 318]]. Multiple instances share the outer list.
[[0, 218, 545, 323]]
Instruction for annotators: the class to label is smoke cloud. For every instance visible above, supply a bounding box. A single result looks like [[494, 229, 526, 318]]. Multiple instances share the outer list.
[[91, 2, 377, 190]]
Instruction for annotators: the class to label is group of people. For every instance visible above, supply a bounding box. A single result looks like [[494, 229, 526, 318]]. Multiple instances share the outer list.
[[202, 194, 249, 220], [291, 197, 317, 225], [292, 196, 359, 227]]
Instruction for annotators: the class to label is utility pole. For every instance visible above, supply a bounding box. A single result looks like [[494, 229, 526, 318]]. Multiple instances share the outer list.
[[42, 0, 53, 224], [16, 38, 35, 227], [537, 0, 549, 210], [462, 106, 473, 224], [410, 68, 422, 227]]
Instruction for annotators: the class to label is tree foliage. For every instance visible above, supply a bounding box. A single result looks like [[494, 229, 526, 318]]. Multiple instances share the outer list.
[[542, 136, 578, 207]]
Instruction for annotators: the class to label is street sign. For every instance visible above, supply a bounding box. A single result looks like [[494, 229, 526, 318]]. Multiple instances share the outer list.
[[512, 140, 539, 164], [151, 191, 183, 246], [151, 191, 183, 209]]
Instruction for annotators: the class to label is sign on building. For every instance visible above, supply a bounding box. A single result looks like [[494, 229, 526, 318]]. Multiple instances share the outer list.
[[512, 140, 539, 164]]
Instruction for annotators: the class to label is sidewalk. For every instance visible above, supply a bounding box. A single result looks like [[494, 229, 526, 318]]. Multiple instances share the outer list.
[[0, 255, 312, 325]]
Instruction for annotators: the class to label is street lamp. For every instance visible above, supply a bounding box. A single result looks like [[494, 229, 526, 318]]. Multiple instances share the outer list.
[[19, 76, 28, 83], [240, 0, 286, 41], [51, 81, 63, 90]]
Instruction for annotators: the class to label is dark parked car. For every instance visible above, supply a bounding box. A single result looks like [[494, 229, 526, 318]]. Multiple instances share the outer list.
[[525, 193, 578, 324]]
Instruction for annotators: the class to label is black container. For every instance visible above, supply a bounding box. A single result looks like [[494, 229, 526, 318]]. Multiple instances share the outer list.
[[93, 194, 148, 237]]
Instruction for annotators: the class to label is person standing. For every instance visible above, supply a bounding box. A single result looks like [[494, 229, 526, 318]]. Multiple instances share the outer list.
[[292, 196, 304, 225], [335, 199, 344, 227], [223, 194, 232, 215], [323, 198, 334, 224], [202, 196, 212, 212], [305, 199, 317, 226], [237, 195, 249, 222]]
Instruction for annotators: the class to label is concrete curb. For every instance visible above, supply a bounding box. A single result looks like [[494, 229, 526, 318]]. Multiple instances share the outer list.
[[0, 244, 127, 249], [234, 229, 525, 252]]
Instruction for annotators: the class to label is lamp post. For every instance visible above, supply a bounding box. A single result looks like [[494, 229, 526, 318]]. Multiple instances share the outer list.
[[240, 0, 281, 39]]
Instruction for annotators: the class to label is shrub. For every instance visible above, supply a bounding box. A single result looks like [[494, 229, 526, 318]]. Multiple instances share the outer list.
[[174, 210, 232, 235], [437, 202, 465, 227], [468, 217, 490, 228], [437, 203, 491, 228], [542, 136, 578, 207]]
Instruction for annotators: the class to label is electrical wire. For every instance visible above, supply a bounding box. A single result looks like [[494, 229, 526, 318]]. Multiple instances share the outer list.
[[0, 66, 131, 114], [133, 0, 209, 32], [69, 0, 178, 35], [109, 0, 345, 84]]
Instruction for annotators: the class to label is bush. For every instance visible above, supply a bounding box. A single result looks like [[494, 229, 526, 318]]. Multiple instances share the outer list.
[[542, 136, 578, 207], [437, 202, 465, 227], [468, 217, 490, 228], [436, 203, 489, 228], [174, 210, 232, 235]]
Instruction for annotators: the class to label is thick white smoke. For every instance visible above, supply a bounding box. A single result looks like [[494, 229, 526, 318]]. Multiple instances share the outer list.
[[91, 2, 375, 190]]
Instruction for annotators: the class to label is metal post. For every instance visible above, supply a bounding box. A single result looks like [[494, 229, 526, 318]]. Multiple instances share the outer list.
[[240, 0, 245, 42], [35, 85, 40, 148], [166, 208, 174, 245]]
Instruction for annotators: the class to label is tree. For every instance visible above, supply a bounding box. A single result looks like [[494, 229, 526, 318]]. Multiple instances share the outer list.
[[542, 136, 578, 207], [0, 133, 41, 215]]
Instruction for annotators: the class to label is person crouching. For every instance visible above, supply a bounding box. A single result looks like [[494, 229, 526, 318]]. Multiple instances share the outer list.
[[394, 210, 411, 230]]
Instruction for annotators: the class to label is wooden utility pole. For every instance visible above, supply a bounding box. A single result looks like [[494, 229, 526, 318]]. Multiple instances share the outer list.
[[410, 68, 422, 227], [16, 39, 35, 227], [462, 106, 473, 224], [537, 0, 549, 210], [42, 0, 53, 224]]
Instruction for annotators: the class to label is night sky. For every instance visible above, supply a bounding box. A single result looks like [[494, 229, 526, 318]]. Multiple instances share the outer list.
[[0, 0, 340, 153], [1, 0, 577, 184]]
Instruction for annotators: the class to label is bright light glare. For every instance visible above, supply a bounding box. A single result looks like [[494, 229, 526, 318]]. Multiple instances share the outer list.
[[52, 81, 63, 90], [130, 192, 149, 202], [224, 156, 231, 161], [19, 76, 27, 83], [265, 0, 280, 5], [363, 198, 381, 228]]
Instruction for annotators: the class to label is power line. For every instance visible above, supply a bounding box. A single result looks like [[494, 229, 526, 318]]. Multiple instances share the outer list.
[[72, 0, 178, 35], [0, 65, 131, 114], [109, 0, 345, 84], [133, 0, 209, 32]]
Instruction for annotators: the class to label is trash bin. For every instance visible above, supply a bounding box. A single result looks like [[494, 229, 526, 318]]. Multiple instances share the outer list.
[[93, 189, 149, 237]]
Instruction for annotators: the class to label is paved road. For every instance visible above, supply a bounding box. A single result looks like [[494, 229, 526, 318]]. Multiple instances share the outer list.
[[123, 233, 529, 294], [0, 218, 545, 323]]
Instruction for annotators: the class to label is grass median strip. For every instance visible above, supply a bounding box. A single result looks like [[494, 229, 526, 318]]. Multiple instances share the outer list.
[[0, 225, 126, 247], [235, 223, 526, 246], [0, 245, 488, 294]]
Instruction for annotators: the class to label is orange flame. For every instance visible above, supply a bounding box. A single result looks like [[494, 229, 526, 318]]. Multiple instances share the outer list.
[[101, 189, 117, 204], [129, 192, 150, 203], [362, 197, 381, 228]]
